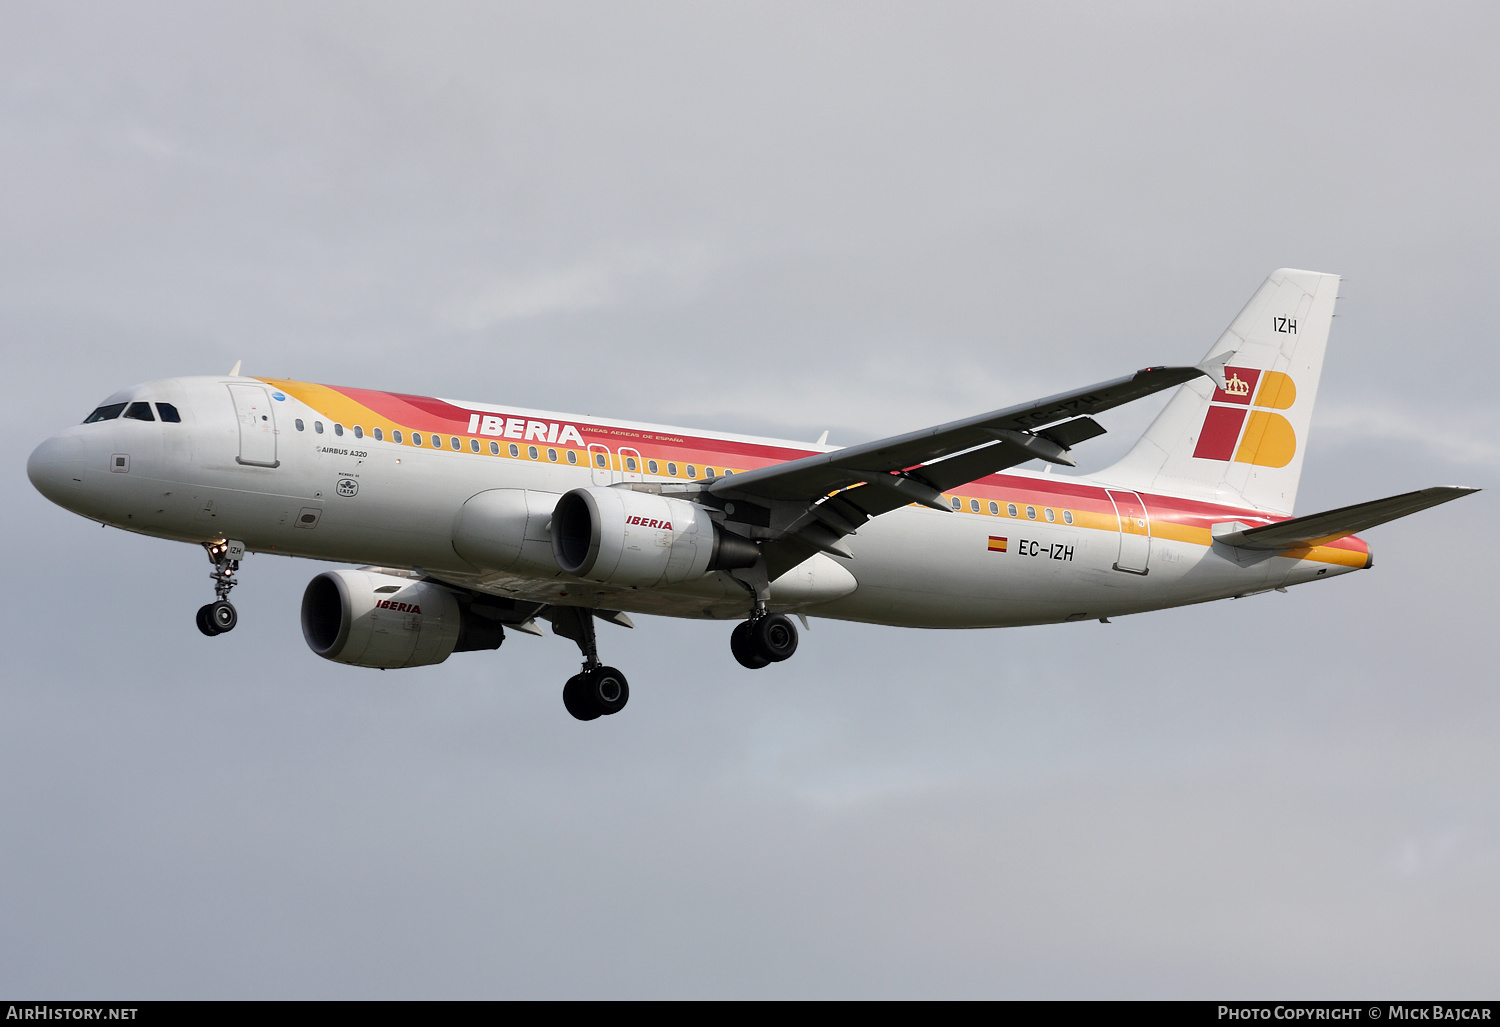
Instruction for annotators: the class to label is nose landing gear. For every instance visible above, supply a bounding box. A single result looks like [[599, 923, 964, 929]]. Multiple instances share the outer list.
[[196, 539, 244, 637], [730, 612, 799, 669]]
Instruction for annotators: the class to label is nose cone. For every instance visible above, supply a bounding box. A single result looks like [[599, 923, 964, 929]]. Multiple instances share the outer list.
[[28, 434, 86, 505]]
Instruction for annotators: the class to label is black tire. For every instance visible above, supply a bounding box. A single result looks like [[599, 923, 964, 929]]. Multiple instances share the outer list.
[[730, 621, 770, 669], [196, 604, 221, 636], [562, 674, 601, 721], [208, 600, 238, 634], [585, 666, 630, 716], [750, 613, 798, 662]]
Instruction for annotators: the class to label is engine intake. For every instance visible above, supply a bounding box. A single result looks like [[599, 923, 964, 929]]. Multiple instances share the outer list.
[[552, 487, 759, 586], [301, 569, 503, 669]]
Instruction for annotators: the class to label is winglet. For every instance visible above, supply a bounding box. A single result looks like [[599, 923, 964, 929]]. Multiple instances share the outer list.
[[1197, 352, 1233, 391], [228, 360, 242, 377]]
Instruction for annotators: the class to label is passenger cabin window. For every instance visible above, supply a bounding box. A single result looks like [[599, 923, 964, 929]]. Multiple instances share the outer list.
[[529, 446, 539, 460], [315, 421, 324, 434], [1026, 506, 1036, 520], [705, 466, 715, 477], [469, 439, 480, 453], [667, 462, 678, 476], [625, 456, 637, 471], [509, 444, 520, 457], [595, 453, 607, 468], [950, 497, 961, 509], [1045, 508, 1055, 522], [648, 460, 659, 474], [353, 426, 364, 439], [1063, 510, 1074, 524], [686, 464, 696, 478], [970, 499, 980, 512], [449, 437, 460, 451], [124, 402, 155, 421], [1007, 503, 1018, 517], [392, 430, 402, 444], [84, 403, 127, 423], [156, 403, 182, 423], [334, 424, 344, 436], [373, 428, 384, 441], [989, 501, 999, 515], [412, 433, 422, 446], [490, 441, 499, 455], [548, 449, 558, 462], [295, 418, 305, 431]]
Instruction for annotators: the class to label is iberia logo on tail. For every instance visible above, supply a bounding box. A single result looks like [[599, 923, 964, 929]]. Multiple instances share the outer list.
[[1192, 367, 1298, 467]]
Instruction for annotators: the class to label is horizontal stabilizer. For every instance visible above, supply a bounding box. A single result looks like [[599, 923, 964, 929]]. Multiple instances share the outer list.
[[1213, 486, 1480, 551]]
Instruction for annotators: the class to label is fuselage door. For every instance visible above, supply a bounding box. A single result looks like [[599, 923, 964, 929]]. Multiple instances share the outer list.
[[1105, 489, 1151, 574], [228, 384, 279, 468], [588, 443, 613, 486], [618, 447, 643, 484]]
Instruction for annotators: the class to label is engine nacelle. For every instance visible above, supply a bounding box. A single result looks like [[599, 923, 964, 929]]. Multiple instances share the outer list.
[[300, 569, 503, 669], [551, 486, 759, 586]]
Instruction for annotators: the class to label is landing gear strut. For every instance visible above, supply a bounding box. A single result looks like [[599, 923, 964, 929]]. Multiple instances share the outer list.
[[550, 607, 630, 721], [727, 562, 800, 669], [730, 612, 799, 669], [196, 539, 243, 637]]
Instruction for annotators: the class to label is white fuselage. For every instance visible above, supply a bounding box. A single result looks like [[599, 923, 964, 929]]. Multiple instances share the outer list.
[[27, 375, 1369, 630]]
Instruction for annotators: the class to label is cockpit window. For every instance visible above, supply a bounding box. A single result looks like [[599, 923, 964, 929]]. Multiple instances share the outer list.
[[84, 403, 127, 423], [156, 403, 181, 423], [124, 402, 155, 421]]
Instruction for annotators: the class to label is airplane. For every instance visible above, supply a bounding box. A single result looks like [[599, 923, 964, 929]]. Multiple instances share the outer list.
[[27, 269, 1478, 721]]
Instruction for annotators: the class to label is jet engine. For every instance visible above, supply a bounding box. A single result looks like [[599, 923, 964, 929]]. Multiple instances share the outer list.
[[551, 486, 759, 586], [300, 569, 504, 669]]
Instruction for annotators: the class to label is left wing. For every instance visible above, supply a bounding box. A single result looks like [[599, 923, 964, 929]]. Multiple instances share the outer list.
[[699, 364, 1209, 569]]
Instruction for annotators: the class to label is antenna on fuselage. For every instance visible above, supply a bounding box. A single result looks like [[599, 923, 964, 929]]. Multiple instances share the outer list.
[[228, 360, 242, 377]]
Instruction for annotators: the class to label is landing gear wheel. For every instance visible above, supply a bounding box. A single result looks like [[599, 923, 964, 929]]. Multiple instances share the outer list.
[[590, 667, 629, 715], [562, 667, 630, 720], [207, 600, 237, 634], [196, 604, 221, 636], [750, 613, 798, 662], [562, 673, 601, 721], [730, 621, 770, 669]]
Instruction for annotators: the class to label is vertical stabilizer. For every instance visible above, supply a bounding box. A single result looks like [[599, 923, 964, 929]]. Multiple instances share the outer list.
[[1100, 269, 1339, 516]]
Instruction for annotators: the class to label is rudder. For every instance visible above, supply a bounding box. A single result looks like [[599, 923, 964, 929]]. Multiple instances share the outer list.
[[1100, 268, 1340, 516]]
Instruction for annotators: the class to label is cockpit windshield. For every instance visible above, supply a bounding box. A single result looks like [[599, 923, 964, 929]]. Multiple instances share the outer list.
[[83, 403, 127, 423], [123, 402, 155, 421]]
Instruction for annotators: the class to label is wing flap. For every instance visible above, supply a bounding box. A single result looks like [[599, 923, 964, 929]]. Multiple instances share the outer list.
[[1213, 486, 1480, 551]]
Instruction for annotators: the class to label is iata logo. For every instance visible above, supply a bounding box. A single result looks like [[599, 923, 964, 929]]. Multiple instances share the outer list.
[[336, 478, 359, 497], [375, 600, 421, 613], [1193, 367, 1297, 468], [626, 516, 673, 530]]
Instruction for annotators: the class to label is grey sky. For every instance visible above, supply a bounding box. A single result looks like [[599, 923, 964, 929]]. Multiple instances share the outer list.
[[2, 1, 1496, 998]]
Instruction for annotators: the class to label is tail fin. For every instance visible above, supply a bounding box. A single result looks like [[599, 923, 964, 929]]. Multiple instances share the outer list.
[[1100, 268, 1340, 516]]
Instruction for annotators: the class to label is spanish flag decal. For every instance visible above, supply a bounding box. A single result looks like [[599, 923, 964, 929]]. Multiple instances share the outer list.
[[988, 536, 1008, 552]]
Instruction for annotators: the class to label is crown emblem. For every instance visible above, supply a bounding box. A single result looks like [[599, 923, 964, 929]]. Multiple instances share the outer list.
[[1223, 373, 1250, 397]]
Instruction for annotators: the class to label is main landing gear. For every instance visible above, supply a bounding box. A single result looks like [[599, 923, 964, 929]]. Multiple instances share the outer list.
[[550, 607, 630, 721], [196, 539, 243, 637], [730, 612, 799, 669]]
